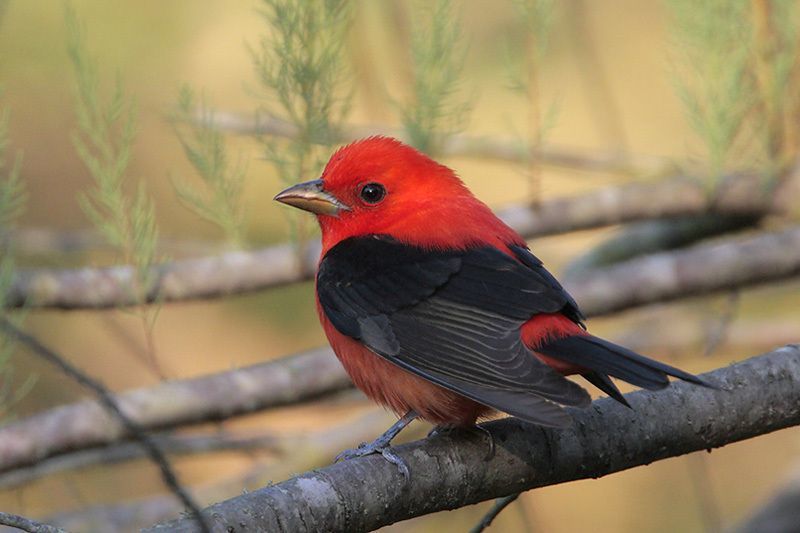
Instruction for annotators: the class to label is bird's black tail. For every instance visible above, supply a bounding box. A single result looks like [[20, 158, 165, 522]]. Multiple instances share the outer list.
[[537, 334, 713, 406]]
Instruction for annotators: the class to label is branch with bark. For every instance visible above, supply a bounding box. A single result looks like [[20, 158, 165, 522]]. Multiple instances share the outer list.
[[2, 225, 799, 482], [147, 345, 800, 532], [0, 429, 284, 490], [0, 318, 210, 533], [0, 512, 66, 533], [8, 172, 790, 310], [44, 410, 414, 533], [0, 347, 348, 475]]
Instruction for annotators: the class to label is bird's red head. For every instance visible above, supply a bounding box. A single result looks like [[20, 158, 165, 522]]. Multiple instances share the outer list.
[[274, 136, 523, 254]]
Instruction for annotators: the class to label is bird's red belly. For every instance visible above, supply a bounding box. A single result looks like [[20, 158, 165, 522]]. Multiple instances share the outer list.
[[320, 314, 491, 426]]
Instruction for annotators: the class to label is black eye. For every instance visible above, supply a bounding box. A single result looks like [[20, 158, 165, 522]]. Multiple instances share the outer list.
[[359, 182, 386, 204]]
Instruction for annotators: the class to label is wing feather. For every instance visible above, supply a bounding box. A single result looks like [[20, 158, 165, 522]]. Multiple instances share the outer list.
[[317, 235, 590, 425]]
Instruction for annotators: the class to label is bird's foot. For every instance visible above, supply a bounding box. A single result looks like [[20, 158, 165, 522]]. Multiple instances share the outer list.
[[334, 410, 417, 479], [428, 423, 495, 460], [334, 437, 410, 479]]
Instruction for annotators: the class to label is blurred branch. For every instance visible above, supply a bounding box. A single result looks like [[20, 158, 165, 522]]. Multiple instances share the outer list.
[[45, 409, 410, 532], [0, 512, 66, 533], [4, 227, 221, 256], [0, 347, 349, 476], [2, 226, 799, 478], [206, 110, 669, 173], [563, 213, 760, 277], [8, 172, 791, 310], [0, 429, 283, 490], [732, 465, 800, 533], [0, 317, 208, 533], [147, 346, 800, 532], [565, 225, 800, 316]]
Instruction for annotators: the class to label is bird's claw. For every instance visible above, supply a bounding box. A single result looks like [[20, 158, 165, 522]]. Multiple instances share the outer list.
[[334, 440, 410, 479]]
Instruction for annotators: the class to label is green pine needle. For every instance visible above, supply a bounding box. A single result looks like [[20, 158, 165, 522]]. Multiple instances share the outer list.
[[171, 85, 247, 247], [66, 4, 160, 302], [400, 0, 471, 155], [667, 0, 755, 183], [0, 89, 35, 421], [252, 0, 353, 242]]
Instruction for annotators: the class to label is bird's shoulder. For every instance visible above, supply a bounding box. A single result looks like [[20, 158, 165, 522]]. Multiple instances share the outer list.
[[317, 234, 582, 322]]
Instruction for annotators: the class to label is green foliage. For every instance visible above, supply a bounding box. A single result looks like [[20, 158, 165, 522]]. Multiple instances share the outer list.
[[400, 0, 470, 155], [0, 102, 24, 228], [0, 92, 35, 420], [65, 4, 166, 377], [668, 0, 800, 185], [750, 0, 800, 177], [252, 0, 352, 240], [65, 4, 160, 298], [171, 85, 247, 247], [667, 0, 756, 182], [505, 0, 559, 201], [511, 0, 556, 68]]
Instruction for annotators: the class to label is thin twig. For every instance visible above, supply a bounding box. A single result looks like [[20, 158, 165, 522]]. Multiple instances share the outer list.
[[0, 512, 67, 533], [0, 318, 210, 533], [470, 494, 520, 533]]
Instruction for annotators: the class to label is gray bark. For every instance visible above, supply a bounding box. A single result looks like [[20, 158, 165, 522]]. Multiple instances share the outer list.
[[8, 173, 785, 310], [0, 347, 348, 475], [147, 345, 800, 532], [2, 227, 799, 478]]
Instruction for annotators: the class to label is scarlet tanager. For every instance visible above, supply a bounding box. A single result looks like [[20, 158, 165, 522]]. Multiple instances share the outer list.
[[275, 136, 709, 474]]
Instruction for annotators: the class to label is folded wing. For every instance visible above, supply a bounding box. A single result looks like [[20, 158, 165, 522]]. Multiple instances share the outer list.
[[317, 235, 591, 427]]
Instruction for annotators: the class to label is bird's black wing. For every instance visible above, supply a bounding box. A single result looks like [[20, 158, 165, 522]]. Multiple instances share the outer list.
[[317, 234, 590, 427]]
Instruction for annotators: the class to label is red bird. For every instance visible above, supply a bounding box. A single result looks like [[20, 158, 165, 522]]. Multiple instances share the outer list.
[[275, 136, 707, 474]]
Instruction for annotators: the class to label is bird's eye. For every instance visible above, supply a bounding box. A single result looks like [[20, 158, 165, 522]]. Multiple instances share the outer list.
[[359, 182, 386, 204]]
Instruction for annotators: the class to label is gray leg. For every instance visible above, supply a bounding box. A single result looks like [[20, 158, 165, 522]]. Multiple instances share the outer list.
[[335, 410, 418, 478]]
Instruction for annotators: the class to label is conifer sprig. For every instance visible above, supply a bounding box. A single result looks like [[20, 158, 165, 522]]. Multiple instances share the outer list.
[[400, 0, 471, 155], [171, 85, 247, 247]]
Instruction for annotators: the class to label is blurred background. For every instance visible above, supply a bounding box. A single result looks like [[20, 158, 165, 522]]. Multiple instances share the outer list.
[[0, 1, 798, 531]]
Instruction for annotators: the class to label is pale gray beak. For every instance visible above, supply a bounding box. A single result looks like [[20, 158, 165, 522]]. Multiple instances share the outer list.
[[273, 179, 349, 216]]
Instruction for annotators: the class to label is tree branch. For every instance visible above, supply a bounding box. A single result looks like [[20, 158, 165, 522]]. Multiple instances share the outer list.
[[0, 512, 66, 533], [564, 225, 800, 316], [44, 410, 412, 533], [147, 345, 800, 532], [0, 430, 283, 490], [2, 226, 799, 477], [0, 347, 348, 475], [205, 111, 670, 173], [0, 318, 209, 533], [8, 173, 785, 310], [3, 227, 220, 256]]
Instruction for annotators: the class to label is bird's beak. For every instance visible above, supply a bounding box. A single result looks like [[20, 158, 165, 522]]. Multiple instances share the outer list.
[[273, 179, 349, 216]]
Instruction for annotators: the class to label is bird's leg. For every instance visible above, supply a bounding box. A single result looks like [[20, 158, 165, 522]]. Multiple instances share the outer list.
[[428, 423, 495, 460], [335, 410, 418, 478]]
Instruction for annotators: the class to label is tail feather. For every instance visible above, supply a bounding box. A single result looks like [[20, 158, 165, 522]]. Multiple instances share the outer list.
[[538, 334, 714, 395], [583, 370, 630, 408]]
